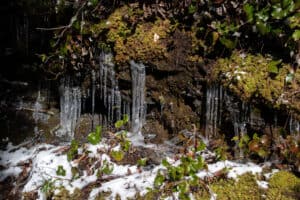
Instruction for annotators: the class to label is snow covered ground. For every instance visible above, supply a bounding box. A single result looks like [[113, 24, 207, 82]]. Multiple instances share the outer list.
[[0, 137, 278, 200]]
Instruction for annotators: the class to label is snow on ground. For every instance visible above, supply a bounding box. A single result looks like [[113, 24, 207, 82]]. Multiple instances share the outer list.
[[0, 140, 273, 200]]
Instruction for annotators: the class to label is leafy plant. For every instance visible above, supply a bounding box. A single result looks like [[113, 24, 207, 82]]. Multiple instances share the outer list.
[[41, 179, 55, 196], [110, 150, 124, 162], [114, 114, 129, 128], [67, 140, 79, 161], [87, 126, 102, 145], [97, 159, 114, 176], [56, 165, 66, 176], [154, 170, 165, 188], [137, 157, 148, 167]]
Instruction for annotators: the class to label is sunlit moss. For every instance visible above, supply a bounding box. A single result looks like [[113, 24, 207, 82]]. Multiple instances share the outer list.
[[266, 171, 300, 200], [210, 173, 263, 200]]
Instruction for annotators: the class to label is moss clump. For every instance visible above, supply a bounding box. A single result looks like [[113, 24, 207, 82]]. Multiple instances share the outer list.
[[212, 51, 289, 103], [266, 171, 300, 200], [93, 5, 170, 64], [210, 173, 263, 200]]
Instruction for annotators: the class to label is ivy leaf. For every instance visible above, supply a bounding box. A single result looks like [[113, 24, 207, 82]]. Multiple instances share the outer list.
[[243, 4, 254, 22], [292, 29, 300, 41], [56, 165, 66, 176]]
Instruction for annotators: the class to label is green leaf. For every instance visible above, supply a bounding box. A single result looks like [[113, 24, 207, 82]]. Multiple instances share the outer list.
[[268, 60, 282, 74], [256, 21, 271, 35], [232, 136, 239, 141], [67, 140, 79, 161], [98, 160, 114, 176], [154, 171, 165, 188], [89, 0, 98, 7], [243, 4, 254, 22], [162, 159, 170, 167], [87, 126, 102, 145], [115, 120, 124, 128], [121, 139, 131, 151], [111, 150, 124, 162], [56, 165, 66, 176], [41, 180, 55, 194], [196, 140, 206, 152], [123, 114, 129, 123], [219, 37, 236, 49], [137, 158, 148, 167], [292, 30, 300, 41], [188, 4, 197, 14]]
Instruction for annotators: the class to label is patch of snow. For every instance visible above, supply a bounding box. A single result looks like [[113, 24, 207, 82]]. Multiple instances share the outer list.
[[257, 180, 268, 189]]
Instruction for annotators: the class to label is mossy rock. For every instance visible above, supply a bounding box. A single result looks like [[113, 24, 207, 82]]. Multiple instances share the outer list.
[[91, 5, 171, 65], [210, 173, 263, 200], [266, 171, 300, 200], [212, 51, 289, 103]]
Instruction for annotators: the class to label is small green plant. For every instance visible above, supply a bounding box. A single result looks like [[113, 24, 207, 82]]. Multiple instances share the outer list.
[[97, 160, 114, 177], [110, 150, 124, 162], [114, 114, 129, 128], [56, 165, 66, 176], [41, 179, 55, 197], [88, 126, 102, 145], [137, 157, 148, 167], [154, 151, 207, 198], [154, 170, 165, 188], [67, 139, 79, 161]]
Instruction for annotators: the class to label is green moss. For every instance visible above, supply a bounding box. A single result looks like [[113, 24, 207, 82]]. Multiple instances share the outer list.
[[266, 171, 300, 200], [210, 173, 263, 200], [93, 6, 171, 64], [212, 51, 290, 104]]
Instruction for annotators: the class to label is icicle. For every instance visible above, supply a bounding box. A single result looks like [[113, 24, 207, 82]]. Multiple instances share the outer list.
[[115, 88, 122, 121], [32, 90, 42, 135], [130, 60, 146, 134], [91, 70, 96, 129], [205, 84, 223, 139], [56, 78, 81, 140], [99, 52, 123, 126]]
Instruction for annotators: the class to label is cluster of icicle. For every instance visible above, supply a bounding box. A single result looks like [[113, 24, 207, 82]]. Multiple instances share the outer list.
[[56, 52, 147, 139], [56, 78, 81, 139], [205, 83, 300, 158]]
